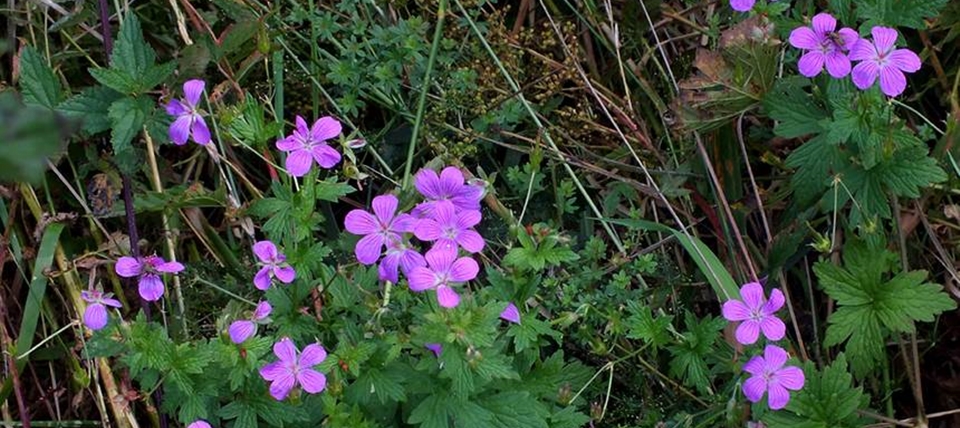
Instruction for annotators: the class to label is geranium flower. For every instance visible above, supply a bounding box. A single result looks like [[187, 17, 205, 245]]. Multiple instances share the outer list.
[[407, 245, 479, 308], [379, 239, 426, 283], [344, 194, 417, 265], [259, 337, 328, 400], [789, 13, 859, 78], [165, 79, 210, 145], [730, 0, 755, 12], [253, 240, 296, 290], [275, 115, 342, 177], [229, 301, 272, 344], [80, 289, 122, 330], [187, 421, 211, 428], [722, 282, 785, 345], [425, 343, 443, 358], [413, 203, 484, 253], [412, 167, 484, 218], [849, 26, 922, 97], [742, 345, 805, 410], [115, 255, 184, 301], [500, 302, 521, 324]]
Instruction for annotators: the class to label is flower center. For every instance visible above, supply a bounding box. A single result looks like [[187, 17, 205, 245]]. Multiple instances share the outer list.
[[749, 308, 764, 323]]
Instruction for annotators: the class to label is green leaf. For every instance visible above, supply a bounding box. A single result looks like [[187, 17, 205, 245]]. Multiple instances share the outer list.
[[625, 303, 674, 351], [479, 391, 550, 428], [408, 394, 453, 428], [856, 0, 948, 29], [112, 14, 157, 81], [107, 96, 151, 175], [814, 239, 957, 376], [19, 47, 61, 109], [58, 86, 122, 134], [89, 68, 139, 94], [785, 133, 846, 206], [140, 61, 177, 92], [667, 312, 725, 394], [314, 176, 356, 202], [763, 354, 870, 428], [764, 77, 827, 138]]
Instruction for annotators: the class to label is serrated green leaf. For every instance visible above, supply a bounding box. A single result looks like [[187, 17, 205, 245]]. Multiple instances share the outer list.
[[785, 133, 846, 206], [408, 394, 452, 428], [625, 304, 674, 351], [857, 0, 948, 29], [58, 86, 122, 134], [764, 77, 827, 138], [314, 176, 355, 202], [108, 96, 151, 175], [140, 61, 177, 92], [19, 47, 61, 109], [480, 391, 550, 428], [89, 68, 139, 94], [764, 354, 870, 428], [112, 14, 156, 80]]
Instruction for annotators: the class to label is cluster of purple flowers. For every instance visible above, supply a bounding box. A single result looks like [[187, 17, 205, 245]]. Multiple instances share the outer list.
[[722, 282, 805, 410], [789, 14, 921, 97], [84, 254, 185, 331], [344, 166, 488, 308], [723, 3, 923, 98]]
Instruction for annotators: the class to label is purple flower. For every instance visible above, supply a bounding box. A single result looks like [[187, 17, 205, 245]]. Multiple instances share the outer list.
[[789, 13, 859, 78], [500, 302, 521, 324], [730, 0, 755, 12], [412, 167, 484, 218], [115, 255, 184, 302], [165, 79, 211, 146], [425, 343, 443, 358], [742, 345, 805, 410], [414, 203, 484, 254], [80, 289, 122, 330], [275, 116, 342, 177], [407, 245, 479, 308], [187, 421, 211, 428], [379, 239, 426, 283], [344, 194, 417, 265], [253, 241, 296, 291], [849, 26, 922, 97], [229, 301, 273, 344], [722, 282, 785, 345], [259, 337, 328, 401]]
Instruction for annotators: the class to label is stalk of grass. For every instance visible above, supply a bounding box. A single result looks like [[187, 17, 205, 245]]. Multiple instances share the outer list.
[[452, 0, 625, 253], [400, 0, 447, 190]]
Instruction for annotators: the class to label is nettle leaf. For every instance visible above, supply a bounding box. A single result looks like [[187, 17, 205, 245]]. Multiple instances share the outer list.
[[814, 239, 956, 376], [89, 67, 140, 94], [763, 354, 870, 428], [58, 86, 123, 134], [19, 47, 62, 109], [108, 95, 152, 175], [856, 0, 948, 29], [112, 14, 156, 81]]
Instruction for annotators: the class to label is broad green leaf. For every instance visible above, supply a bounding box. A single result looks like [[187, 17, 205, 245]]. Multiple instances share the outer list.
[[58, 86, 122, 134], [764, 77, 827, 138], [19, 47, 61, 109], [107, 96, 151, 175], [857, 0, 948, 29], [112, 14, 157, 81], [763, 354, 870, 428], [89, 67, 139, 94]]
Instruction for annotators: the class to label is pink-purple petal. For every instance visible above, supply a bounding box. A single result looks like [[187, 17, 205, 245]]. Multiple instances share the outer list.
[[253, 240, 278, 262], [276, 136, 300, 151], [297, 369, 327, 394], [155, 260, 184, 274], [414, 169, 443, 200], [273, 338, 298, 363], [169, 115, 193, 146], [254, 266, 272, 290], [456, 230, 485, 253], [448, 257, 479, 283], [879, 66, 907, 97], [407, 267, 437, 292], [436, 285, 460, 308], [399, 249, 426, 274], [871, 26, 898, 54], [355, 234, 386, 265], [763, 345, 789, 369], [138, 274, 165, 301], [425, 246, 457, 271], [735, 320, 761, 345], [344, 210, 380, 235], [797, 51, 826, 77], [268, 373, 296, 401], [310, 116, 342, 141], [742, 376, 766, 402], [379, 254, 401, 282], [295, 116, 310, 135], [254, 301, 273, 320], [889, 49, 921, 72], [852, 61, 879, 90], [739, 282, 765, 310], [500, 303, 521, 324], [229, 320, 256, 344], [116, 257, 143, 277], [722, 300, 752, 322], [810, 13, 836, 36], [259, 361, 287, 381], [84, 303, 108, 330], [299, 343, 328, 367], [837, 28, 859, 51], [414, 219, 444, 241], [729, 0, 755, 12], [274, 266, 296, 283], [456, 210, 482, 229], [776, 366, 806, 390], [742, 355, 766, 376], [187, 421, 212, 428], [824, 51, 852, 78], [766, 383, 791, 410], [165, 99, 187, 116], [371, 195, 398, 225], [102, 297, 123, 308], [191, 116, 211, 145], [285, 149, 314, 177], [759, 316, 786, 341], [311, 144, 341, 169], [182, 79, 205, 106], [762, 288, 785, 315], [438, 167, 465, 196], [848, 39, 876, 62]]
